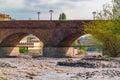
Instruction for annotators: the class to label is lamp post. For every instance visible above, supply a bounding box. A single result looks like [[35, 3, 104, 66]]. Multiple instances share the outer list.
[[49, 10, 53, 20], [37, 12, 40, 20], [92, 11, 96, 20]]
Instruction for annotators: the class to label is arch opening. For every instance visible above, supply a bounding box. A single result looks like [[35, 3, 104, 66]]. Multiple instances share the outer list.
[[0, 33, 44, 57], [12, 34, 44, 56], [57, 33, 103, 57], [70, 34, 103, 57]]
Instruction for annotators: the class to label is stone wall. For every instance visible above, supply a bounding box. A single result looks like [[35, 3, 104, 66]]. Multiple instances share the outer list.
[[43, 47, 78, 57], [10, 47, 20, 56]]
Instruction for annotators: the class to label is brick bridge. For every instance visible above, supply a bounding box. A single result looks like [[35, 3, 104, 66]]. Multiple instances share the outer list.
[[0, 20, 91, 57]]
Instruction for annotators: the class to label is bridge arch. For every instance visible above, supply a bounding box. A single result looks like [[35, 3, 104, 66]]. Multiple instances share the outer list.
[[57, 32, 85, 57], [0, 32, 44, 57], [58, 33, 102, 57], [58, 32, 84, 47], [42, 32, 103, 58], [43, 30, 85, 57]]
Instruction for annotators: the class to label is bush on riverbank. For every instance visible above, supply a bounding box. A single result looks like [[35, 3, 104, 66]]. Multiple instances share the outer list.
[[19, 47, 28, 53]]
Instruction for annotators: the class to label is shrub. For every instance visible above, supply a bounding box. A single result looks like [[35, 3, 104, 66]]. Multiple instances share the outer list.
[[77, 49, 87, 55], [19, 47, 28, 53], [102, 55, 111, 58]]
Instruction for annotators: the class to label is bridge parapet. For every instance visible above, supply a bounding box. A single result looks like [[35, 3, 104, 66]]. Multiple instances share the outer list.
[[0, 20, 91, 29]]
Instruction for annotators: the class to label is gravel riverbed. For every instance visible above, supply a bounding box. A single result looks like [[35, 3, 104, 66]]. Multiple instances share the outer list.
[[0, 57, 120, 80]]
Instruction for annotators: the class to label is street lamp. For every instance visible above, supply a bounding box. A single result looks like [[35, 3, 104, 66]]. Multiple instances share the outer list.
[[92, 11, 96, 20], [49, 10, 53, 20], [37, 12, 40, 20]]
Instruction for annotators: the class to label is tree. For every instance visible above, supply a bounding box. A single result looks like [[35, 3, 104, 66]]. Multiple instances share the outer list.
[[59, 13, 67, 20], [19, 47, 28, 53], [27, 36, 32, 42], [112, 0, 120, 19], [72, 40, 78, 46], [84, 1, 120, 57]]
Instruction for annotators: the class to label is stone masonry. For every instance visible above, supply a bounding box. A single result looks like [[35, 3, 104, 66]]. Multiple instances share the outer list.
[[0, 20, 91, 57]]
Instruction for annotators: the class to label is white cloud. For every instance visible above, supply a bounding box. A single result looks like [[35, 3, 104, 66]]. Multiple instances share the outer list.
[[0, 0, 26, 9], [0, 0, 112, 20]]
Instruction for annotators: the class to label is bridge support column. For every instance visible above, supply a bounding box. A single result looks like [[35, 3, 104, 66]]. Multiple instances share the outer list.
[[0, 47, 12, 57], [43, 47, 78, 57], [0, 47, 20, 57]]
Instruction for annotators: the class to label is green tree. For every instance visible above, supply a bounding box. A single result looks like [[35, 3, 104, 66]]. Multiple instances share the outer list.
[[112, 0, 120, 19], [59, 13, 67, 20], [84, 1, 120, 57], [72, 40, 78, 46], [19, 47, 28, 53], [27, 36, 32, 42]]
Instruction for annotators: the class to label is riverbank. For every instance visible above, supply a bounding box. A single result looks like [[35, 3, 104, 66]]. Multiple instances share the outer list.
[[0, 57, 119, 80]]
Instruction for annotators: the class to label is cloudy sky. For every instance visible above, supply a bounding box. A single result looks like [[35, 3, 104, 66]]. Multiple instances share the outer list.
[[0, 0, 112, 20]]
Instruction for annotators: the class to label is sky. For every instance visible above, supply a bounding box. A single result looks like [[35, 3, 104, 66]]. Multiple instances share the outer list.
[[0, 0, 112, 20]]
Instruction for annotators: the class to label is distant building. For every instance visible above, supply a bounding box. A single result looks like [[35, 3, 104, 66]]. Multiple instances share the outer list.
[[18, 35, 44, 55], [0, 13, 11, 20], [28, 42, 43, 54]]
